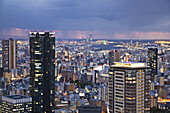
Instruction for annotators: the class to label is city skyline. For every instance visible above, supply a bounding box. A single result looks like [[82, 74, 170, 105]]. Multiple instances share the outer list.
[[0, 34, 169, 112], [0, 1, 170, 112], [0, 0, 170, 40]]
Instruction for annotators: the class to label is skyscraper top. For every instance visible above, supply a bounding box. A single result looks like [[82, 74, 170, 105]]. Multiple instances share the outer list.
[[112, 62, 147, 68], [29, 31, 55, 37]]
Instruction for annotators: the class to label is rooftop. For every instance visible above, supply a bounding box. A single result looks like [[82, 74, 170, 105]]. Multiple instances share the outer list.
[[4, 95, 30, 99], [111, 62, 147, 68], [29, 31, 55, 35], [2, 95, 32, 104], [29, 31, 55, 37]]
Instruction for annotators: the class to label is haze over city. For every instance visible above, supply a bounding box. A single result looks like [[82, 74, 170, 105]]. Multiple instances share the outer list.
[[0, 0, 170, 39]]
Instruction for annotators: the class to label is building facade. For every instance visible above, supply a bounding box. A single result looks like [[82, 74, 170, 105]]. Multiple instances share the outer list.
[[114, 50, 120, 62], [0, 95, 32, 113], [2, 38, 17, 72], [29, 32, 55, 113], [109, 50, 120, 66], [109, 62, 151, 113], [77, 106, 102, 113], [147, 48, 158, 81], [109, 51, 114, 65]]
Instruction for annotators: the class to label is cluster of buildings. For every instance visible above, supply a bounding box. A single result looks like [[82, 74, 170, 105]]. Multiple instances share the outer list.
[[0, 32, 169, 113]]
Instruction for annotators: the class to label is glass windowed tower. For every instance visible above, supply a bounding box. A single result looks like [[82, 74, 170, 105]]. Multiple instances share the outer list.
[[147, 48, 158, 81], [29, 32, 55, 113]]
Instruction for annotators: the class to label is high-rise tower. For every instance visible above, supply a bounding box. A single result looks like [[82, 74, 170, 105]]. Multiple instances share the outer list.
[[109, 51, 114, 66], [29, 32, 55, 113], [89, 33, 93, 41], [109, 62, 151, 113], [147, 47, 158, 81], [2, 38, 17, 72], [109, 50, 120, 65]]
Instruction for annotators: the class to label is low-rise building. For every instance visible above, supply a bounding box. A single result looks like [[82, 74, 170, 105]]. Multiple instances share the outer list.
[[1, 95, 32, 113]]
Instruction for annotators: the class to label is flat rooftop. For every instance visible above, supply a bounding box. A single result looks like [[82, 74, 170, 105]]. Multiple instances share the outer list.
[[29, 31, 55, 35], [4, 95, 30, 99], [2, 95, 32, 104], [111, 62, 147, 68]]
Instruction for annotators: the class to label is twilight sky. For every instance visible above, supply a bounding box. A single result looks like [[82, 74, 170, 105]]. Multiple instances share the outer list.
[[0, 0, 170, 40]]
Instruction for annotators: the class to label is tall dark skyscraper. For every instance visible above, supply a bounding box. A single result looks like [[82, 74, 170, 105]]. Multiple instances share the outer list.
[[109, 62, 151, 113], [29, 32, 55, 113], [2, 38, 17, 72], [147, 47, 158, 81]]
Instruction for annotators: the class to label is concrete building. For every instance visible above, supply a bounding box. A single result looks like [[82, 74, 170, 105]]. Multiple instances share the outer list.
[[109, 62, 151, 113], [2, 38, 17, 72], [77, 105, 102, 113], [0, 95, 32, 113]]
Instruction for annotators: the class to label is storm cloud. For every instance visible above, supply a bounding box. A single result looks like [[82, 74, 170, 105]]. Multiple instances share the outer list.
[[0, 0, 170, 39]]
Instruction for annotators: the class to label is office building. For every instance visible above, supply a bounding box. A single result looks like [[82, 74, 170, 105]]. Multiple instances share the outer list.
[[109, 51, 114, 65], [92, 70, 99, 83], [114, 50, 120, 62], [109, 50, 120, 65], [98, 86, 108, 102], [77, 106, 102, 113], [89, 99, 107, 113], [147, 48, 158, 81], [0, 95, 32, 113], [29, 32, 55, 113], [2, 38, 17, 72], [109, 62, 151, 113]]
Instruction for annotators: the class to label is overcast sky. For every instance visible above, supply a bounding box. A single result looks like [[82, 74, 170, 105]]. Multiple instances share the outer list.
[[0, 0, 170, 39]]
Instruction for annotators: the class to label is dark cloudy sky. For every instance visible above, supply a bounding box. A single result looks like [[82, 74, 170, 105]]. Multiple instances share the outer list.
[[0, 0, 170, 39]]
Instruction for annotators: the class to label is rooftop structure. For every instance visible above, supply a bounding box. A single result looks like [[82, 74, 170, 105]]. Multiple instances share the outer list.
[[1, 95, 32, 113], [2, 95, 32, 104], [112, 62, 147, 68]]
